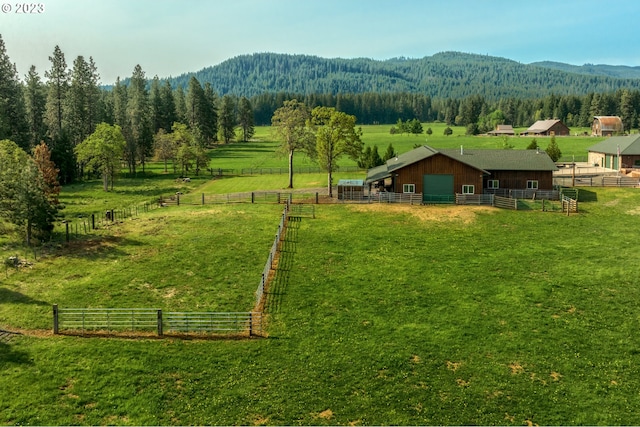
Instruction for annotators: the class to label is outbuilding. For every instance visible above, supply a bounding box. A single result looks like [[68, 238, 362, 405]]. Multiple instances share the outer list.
[[522, 119, 570, 136], [588, 134, 640, 170], [366, 145, 558, 203], [337, 179, 365, 200], [592, 116, 623, 136]]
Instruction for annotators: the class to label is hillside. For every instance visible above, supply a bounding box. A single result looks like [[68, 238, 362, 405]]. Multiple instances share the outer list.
[[164, 51, 640, 99]]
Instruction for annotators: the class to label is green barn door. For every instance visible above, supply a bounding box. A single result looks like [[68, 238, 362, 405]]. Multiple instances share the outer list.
[[423, 174, 454, 203]]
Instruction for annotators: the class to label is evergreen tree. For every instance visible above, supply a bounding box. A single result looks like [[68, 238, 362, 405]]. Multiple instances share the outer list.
[[545, 135, 562, 162], [65, 55, 101, 147], [0, 139, 57, 244], [202, 83, 218, 143], [237, 96, 255, 142], [0, 36, 29, 150], [44, 45, 69, 142], [159, 80, 177, 132], [173, 85, 187, 124], [126, 65, 153, 174], [32, 141, 61, 205], [23, 65, 47, 149], [526, 138, 539, 150], [382, 143, 397, 161], [218, 94, 236, 143], [149, 76, 163, 134]]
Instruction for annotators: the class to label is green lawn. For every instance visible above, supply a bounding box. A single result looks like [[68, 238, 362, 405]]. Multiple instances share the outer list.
[[1, 126, 639, 425]]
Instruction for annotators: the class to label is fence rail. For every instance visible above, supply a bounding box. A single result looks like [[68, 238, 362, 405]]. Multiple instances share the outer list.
[[494, 195, 519, 210], [53, 306, 262, 336], [554, 175, 640, 187], [455, 194, 494, 205]]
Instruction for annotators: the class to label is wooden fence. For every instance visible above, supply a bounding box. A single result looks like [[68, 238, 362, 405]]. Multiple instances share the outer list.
[[561, 195, 578, 214], [493, 195, 519, 210], [52, 306, 263, 336]]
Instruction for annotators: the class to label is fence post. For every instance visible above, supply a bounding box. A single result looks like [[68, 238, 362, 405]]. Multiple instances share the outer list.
[[65, 222, 70, 243], [249, 312, 253, 337], [53, 304, 59, 334], [157, 309, 163, 336], [277, 193, 281, 204], [92, 214, 95, 230], [202, 193, 205, 205], [177, 194, 180, 206], [110, 209, 114, 222], [252, 192, 255, 204], [315, 192, 319, 204]]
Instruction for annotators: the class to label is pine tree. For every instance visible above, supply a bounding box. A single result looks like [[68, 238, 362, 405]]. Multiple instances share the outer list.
[[23, 65, 47, 149], [382, 143, 396, 161], [0, 36, 29, 149], [237, 96, 255, 142], [44, 45, 69, 142], [218, 95, 236, 143], [0, 139, 57, 244], [159, 80, 177, 132], [66, 55, 101, 147], [545, 136, 562, 162], [126, 65, 153, 174]]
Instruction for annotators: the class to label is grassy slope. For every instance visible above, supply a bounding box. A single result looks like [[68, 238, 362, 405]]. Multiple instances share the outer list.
[[1, 125, 637, 425]]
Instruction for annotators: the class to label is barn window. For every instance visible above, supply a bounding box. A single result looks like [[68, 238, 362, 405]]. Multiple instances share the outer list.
[[487, 180, 499, 189], [462, 185, 475, 194], [527, 180, 539, 189], [403, 184, 415, 193]]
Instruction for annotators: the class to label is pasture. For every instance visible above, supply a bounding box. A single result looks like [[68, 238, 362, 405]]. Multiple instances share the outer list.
[[1, 124, 638, 425]]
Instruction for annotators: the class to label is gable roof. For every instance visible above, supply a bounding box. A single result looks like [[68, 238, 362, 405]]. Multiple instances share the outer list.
[[588, 134, 640, 155], [365, 145, 557, 183], [526, 119, 565, 133], [487, 124, 515, 135]]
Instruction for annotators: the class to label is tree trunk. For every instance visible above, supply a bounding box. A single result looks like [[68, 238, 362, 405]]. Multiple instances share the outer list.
[[328, 171, 333, 198], [103, 172, 108, 191], [288, 150, 294, 189]]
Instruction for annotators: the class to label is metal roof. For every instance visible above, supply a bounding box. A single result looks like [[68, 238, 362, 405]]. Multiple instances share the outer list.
[[337, 179, 364, 186], [593, 116, 623, 131], [588, 134, 640, 155], [365, 145, 557, 183], [525, 119, 564, 133]]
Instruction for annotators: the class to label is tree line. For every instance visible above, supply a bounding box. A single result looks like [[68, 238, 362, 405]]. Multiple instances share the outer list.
[[0, 35, 255, 185]]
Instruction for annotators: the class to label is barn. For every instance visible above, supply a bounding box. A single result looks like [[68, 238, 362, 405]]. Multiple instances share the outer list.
[[522, 119, 570, 136], [366, 145, 557, 203], [487, 124, 515, 136], [588, 134, 640, 170], [592, 116, 624, 136]]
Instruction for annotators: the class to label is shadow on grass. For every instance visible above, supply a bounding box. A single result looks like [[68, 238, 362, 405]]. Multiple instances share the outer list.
[[577, 189, 598, 202], [0, 341, 32, 368], [265, 217, 300, 314], [0, 289, 48, 306], [53, 235, 143, 261]]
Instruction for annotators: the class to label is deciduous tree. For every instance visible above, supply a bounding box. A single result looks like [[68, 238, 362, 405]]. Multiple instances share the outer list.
[[75, 123, 126, 191], [271, 99, 313, 188], [308, 106, 363, 197], [0, 139, 57, 244]]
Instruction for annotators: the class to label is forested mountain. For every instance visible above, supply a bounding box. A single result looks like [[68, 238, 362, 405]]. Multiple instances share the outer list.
[[531, 61, 640, 79], [166, 52, 640, 99]]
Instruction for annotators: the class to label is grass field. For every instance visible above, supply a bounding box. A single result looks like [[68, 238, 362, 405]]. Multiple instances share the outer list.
[[1, 124, 639, 425]]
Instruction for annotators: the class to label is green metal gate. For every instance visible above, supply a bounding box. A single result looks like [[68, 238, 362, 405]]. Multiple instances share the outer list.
[[423, 174, 454, 203]]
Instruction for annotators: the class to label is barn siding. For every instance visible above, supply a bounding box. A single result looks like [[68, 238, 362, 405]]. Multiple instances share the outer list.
[[487, 170, 554, 190], [393, 154, 484, 194], [549, 122, 570, 136]]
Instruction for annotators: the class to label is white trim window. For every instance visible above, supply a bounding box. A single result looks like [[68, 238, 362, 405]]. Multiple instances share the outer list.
[[462, 185, 475, 194], [527, 180, 539, 189], [403, 184, 415, 193], [487, 180, 499, 189]]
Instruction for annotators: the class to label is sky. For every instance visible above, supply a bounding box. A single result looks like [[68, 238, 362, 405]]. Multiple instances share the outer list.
[[1, 0, 640, 84]]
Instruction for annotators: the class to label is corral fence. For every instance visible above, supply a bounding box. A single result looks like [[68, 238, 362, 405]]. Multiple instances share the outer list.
[[160, 191, 322, 206], [52, 306, 263, 336], [52, 200, 309, 339], [561, 195, 578, 214], [207, 165, 362, 177], [554, 175, 640, 188]]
